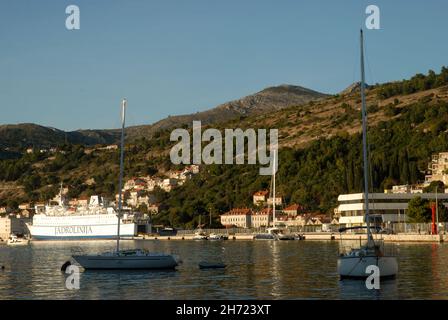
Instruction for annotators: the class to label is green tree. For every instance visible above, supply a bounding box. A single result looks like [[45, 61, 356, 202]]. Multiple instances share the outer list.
[[407, 196, 431, 222], [423, 181, 445, 194]]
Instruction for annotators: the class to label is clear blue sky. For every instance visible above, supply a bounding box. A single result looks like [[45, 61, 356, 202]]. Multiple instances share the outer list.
[[0, 0, 447, 131]]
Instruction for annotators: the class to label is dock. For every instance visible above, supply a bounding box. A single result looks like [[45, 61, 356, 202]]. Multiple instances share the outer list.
[[135, 233, 446, 243]]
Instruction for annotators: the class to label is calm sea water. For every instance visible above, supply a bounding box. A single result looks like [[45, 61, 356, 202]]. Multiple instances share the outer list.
[[0, 240, 446, 300]]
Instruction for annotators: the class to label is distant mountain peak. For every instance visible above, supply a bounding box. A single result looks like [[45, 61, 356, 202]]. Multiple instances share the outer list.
[[0, 84, 328, 149], [340, 82, 372, 95], [259, 84, 324, 95]]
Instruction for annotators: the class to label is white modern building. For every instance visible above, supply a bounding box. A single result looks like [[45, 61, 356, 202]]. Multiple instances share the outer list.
[[335, 192, 448, 226]]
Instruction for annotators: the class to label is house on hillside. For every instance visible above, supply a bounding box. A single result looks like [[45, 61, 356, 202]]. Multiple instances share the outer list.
[[267, 196, 282, 206], [282, 204, 305, 216], [253, 190, 269, 205]]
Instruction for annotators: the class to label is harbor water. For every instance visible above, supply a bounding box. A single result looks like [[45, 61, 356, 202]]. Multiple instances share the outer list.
[[0, 240, 446, 299]]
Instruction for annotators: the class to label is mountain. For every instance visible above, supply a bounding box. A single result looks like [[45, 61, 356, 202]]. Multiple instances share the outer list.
[[2, 66, 448, 223], [0, 84, 327, 150], [145, 84, 328, 133], [339, 82, 372, 95], [0, 124, 120, 150]]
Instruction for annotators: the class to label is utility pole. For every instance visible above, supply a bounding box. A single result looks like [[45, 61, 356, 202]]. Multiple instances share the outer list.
[[209, 206, 212, 228], [436, 185, 439, 234]]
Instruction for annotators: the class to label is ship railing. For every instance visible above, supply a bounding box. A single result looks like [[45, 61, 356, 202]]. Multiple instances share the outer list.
[[338, 239, 398, 257]]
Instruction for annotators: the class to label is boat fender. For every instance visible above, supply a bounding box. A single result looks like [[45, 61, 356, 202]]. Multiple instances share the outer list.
[[168, 237, 171, 240], [182, 237, 185, 240], [1, 265, 4, 270], [61, 261, 71, 272], [232, 236, 236, 240]]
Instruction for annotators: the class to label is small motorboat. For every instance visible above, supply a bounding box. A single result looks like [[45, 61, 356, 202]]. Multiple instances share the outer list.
[[198, 261, 226, 269], [253, 233, 276, 240], [254, 227, 294, 240], [277, 233, 295, 240], [208, 233, 228, 240], [193, 230, 208, 240], [7, 234, 30, 246], [294, 234, 305, 240]]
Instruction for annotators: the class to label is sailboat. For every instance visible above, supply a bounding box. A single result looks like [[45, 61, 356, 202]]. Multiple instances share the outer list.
[[254, 150, 285, 240], [193, 215, 208, 240], [337, 30, 398, 279], [72, 99, 179, 270]]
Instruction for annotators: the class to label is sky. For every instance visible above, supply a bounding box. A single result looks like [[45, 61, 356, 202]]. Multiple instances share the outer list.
[[0, 0, 447, 131]]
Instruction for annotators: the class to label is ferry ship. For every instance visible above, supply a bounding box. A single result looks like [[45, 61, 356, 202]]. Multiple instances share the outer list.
[[26, 194, 148, 240]]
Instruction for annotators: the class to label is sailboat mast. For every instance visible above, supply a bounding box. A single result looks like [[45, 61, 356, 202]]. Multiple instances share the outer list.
[[59, 182, 63, 206], [272, 150, 276, 228], [116, 98, 127, 253], [360, 30, 372, 241]]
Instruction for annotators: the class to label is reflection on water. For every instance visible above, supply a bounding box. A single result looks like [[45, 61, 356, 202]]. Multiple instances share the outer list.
[[0, 240, 447, 299]]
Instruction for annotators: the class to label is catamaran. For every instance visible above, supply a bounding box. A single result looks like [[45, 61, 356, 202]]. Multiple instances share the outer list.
[[337, 30, 398, 279], [72, 99, 179, 270]]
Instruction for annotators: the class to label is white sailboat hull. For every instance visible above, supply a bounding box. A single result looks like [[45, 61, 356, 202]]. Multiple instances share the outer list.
[[73, 254, 178, 270], [337, 256, 398, 279]]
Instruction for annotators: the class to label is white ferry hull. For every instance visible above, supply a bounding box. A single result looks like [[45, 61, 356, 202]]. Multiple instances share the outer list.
[[27, 218, 137, 240], [337, 256, 398, 279], [73, 255, 178, 270]]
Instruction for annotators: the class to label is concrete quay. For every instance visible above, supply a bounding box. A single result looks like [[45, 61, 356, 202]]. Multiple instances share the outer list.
[[137, 233, 446, 242]]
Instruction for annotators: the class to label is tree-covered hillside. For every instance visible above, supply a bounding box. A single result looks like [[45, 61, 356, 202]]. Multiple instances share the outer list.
[[1, 67, 448, 227]]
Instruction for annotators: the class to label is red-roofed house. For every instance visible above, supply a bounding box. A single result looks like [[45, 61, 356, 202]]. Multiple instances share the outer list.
[[220, 208, 252, 228], [282, 204, 305, 217], [251, 208, 273, 228], [253, 190, 269, 205]]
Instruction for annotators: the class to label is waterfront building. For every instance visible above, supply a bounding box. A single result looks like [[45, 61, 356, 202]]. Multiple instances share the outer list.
[[220, 208, 252, 228], [306, 214, 332, 226], [336, 192, 448, 226], [282, 204, 304, 216], [251, 208, 273, 228], [0, 215, 30, 241], [274, 214, 307, 227]]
